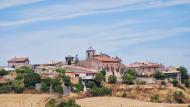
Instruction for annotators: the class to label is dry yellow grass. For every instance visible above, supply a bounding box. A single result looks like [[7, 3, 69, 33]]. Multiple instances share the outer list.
[[76, 97, 188, 107], [0, 94, 53, 107]]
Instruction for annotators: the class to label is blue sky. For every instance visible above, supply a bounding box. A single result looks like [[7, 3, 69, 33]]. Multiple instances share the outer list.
[[0, 0, 190, 71]]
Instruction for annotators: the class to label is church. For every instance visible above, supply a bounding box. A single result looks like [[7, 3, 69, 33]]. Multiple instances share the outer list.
[[79, 46, 124, 81]]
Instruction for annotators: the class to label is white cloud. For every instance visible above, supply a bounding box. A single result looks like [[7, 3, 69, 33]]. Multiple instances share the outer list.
[[1, 0, 190, 27], [0, 0, 43, 9]]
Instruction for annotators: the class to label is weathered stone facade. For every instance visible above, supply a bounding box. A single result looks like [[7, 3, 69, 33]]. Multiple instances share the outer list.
[[79, 47, 124, 81]]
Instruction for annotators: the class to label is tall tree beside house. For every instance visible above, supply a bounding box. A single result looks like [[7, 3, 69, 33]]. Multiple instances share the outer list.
[[177, 66, 189, 83], [95, 71, 106, 87]]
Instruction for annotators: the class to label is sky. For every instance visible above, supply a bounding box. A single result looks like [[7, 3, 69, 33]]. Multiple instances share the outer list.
[[0, 0, 190, 71]]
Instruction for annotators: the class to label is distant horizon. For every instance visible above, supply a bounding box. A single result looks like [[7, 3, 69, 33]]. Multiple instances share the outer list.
[[0, 0, 190, 71]]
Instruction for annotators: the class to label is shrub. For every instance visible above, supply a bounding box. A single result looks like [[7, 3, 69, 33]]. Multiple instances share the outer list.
[[88, 87, 112, 96], [12, 80, 25, 93], [136, 80, 146, 85], [86, 81, 97, 89], [172, 79, 179, 87], [150, 94, 159, 102], [108, 75, 117, 84], [62, 76, 72, 86], [47, 99, 56, 107], [122, 73, 134, 85], [161, 81, 166, 86], [154, 72, 166, 80], [188, 105, 190, 107], [58, 99, 81, 107], [41, 82, 49, 92], [173, 91, 185, 103], [74, 78, 84, 92], [54, 84, 63, 94], [0, 85, 12, 93], [24, 73, 41, 87], [184, 80, 190, 88], [0, 69, 9, 76], [122, 92, 127, 98]]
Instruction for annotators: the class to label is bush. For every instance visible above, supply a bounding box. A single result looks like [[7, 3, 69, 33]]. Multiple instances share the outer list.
[[188, 105, 190, 107], [0, 69, 9, 76], [184, 80, 190, 88], [122, 92, 127, 98], [173, 91, 185, 103], [0, 85, 12, 93], [136, 80, 146, 85], [54, 84, 63, 94], [86, 81, 97, 89], [154, 72, 166, 80], [12, 80, 25, 93], [108, 75, 117, 84], [47, 99, 56, 107], [161, 81, 166, 86], [88, 87, 112, 96], [58, 99, 81, 107], [74, 78, 84, 92], [62, 76, 72, 86], [41, 82, 49, 92], [172, 79, 179, 87], [150, 94, 159, 102], [24, 73, 41, 87]]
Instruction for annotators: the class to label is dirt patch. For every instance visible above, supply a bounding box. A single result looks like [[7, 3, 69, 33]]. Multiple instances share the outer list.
[[76, 97, 188, 107], [0, 94, 53, 107]]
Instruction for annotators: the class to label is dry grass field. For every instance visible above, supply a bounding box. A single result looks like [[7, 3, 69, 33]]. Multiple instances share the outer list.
[[76, 97, 188, 107], [0, 94, 53, 107]]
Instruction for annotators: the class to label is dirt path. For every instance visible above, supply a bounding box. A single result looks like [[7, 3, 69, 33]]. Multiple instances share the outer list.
[[0, 94, 53, 107], [76, 97, 188, 107]]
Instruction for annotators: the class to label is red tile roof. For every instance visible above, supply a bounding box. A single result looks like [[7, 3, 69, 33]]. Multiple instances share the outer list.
[[94, 56, 120, 62]]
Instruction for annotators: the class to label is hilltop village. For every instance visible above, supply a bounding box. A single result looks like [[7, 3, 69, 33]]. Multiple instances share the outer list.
[[0, 46, 189, 106], [0, 46, 181, 84]]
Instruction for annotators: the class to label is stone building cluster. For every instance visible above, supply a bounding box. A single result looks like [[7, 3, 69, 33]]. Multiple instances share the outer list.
[[1, 46, 182, 84]]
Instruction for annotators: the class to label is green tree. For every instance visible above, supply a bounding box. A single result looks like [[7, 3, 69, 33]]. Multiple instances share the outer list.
[[41, 82, 49, 92], [178, 67, 189, 83], [172, 79, 179, 87], [127, 69, 137, 77], [56, 67, 65, 75], [122, 73, 135, 85], [24, 73, 41, 87], [16, 66, 34, 74], [86, 81, 97, 89], [154, 72, 166, 80], [12, 80, 25, 93], [95, 72, 105, 87], [108, 75, 117, 84], [100, 70, 106, 76], [0, 69, 9, 76], [75, 77, 84, 92], [62, 76, 72, 86], [184, 80, 190, 88]]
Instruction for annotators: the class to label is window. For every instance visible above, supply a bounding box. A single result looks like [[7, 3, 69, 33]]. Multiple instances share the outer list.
[[75, 74, 79, 77]]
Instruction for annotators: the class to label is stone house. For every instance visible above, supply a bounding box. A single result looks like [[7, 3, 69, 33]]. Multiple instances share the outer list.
[[8, 57, 30, 69]]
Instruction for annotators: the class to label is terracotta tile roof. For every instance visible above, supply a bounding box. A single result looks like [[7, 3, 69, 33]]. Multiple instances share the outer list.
[[8, 57, 29, 63], [63, 65, 97, 73], [93, 55, 120, 62]]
